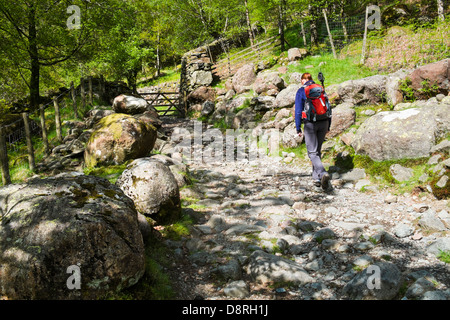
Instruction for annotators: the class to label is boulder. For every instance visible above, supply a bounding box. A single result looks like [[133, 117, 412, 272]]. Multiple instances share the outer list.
[[232, 63, 256, 94], [116, 158, 181, 225], [275, 84, 301, 108], [336, 69, 412, 106], [287, 48, 308, 61], [338, 75, 388, 105], [327, 103, 356, 138], [0, 173, 145, 300], [253, 71, 286, 95], [250, 96, 276, 112], [352, 104, 450, 161], [408, 59, 449, 99], [84, 114, 157, 168], [187, 86, 216, 103], [113, 95, 150, 115]]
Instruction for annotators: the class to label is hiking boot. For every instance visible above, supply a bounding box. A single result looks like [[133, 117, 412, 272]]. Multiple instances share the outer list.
[[321, 173, 330, 190]]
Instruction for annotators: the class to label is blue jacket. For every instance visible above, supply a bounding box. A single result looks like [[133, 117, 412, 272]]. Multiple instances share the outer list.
[[294, 80, 331, 133]]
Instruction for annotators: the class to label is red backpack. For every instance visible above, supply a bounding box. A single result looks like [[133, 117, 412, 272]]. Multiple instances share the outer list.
[[302, 83, 332, 122]]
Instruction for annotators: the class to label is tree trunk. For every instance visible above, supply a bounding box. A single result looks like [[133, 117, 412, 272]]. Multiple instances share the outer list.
[[278, 2, 286, 51], [28, 4, 40, 113], [437, 0, 445, 21], [156, 30, 161, 77], [244, 0, 254, 49], [340, 7, 349, 43], [309, 5, 319, 48]]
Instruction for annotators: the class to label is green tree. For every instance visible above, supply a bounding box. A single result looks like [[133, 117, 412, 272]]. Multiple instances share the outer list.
[[0, 0, 131, 108]]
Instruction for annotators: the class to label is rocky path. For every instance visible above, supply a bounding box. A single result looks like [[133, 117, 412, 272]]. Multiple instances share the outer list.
[[159, 118, 450, 300]]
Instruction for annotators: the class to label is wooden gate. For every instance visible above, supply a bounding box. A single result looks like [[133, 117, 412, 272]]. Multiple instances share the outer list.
[[139, 81, 186, 117]]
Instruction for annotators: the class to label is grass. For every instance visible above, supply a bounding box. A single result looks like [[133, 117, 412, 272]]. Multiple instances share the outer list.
[[137, 69, 180, 89], [160, 213, 194, 241], [286, 53, 378, 87], [437, 250, 450, 264]]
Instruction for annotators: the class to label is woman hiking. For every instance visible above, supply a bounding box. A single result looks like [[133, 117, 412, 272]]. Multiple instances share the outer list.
[[294, 72, 332, 190]]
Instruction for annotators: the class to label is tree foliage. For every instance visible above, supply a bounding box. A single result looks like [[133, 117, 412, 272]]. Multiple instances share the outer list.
[[0, 0, 447, 105]]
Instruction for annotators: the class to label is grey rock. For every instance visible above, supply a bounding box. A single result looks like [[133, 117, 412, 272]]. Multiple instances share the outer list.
[[418, 210, 447, 232], [426, 237, 450, 256], [116, 158, 181, 224], [389, 164, 414, 182], [113, 94, 149, 115], [313, 228, 336, 242], [275, 84, 301, 108], [422, 290, 448, 300], [224, 280, 250, 299], [0, 174, 145, 300], [247, 250, 313, 285], [340, 168, 366, 182], [431, 139, 450, 154], [405, 277, 437, 299], [343, 262, 402, 300], [212, 259, 242, 281], [352, 105, 450, 161], [328, 103, 356, 138], [393, 223, 415, 238], [201, 101, 215, 116]]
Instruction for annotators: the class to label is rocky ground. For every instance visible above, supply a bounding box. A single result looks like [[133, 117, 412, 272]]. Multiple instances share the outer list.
[[158, 117, 450, 301]]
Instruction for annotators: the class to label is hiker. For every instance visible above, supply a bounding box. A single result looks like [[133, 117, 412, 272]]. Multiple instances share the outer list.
[[294, 72, 332, 190]]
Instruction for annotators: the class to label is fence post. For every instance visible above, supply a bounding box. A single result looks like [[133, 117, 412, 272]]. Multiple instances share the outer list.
[[323, 9, 337, 59], [39, 105, 49, 154], [54, 98, 63, 143], [0, 126, 11, 185], [22, 112, 36, 172], [71, 81, 78, 119], [80, 77, 86, 111], [361, 6, 369, 65], [88, 76, 93, 105]]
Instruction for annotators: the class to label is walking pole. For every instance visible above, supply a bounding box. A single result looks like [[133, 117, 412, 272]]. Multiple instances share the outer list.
[[318, 72, 325, 90]]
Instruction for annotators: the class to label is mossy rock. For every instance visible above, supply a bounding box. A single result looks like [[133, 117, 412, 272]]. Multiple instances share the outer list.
[[84, 113, 157, 168], [430, 170, 450, 200]]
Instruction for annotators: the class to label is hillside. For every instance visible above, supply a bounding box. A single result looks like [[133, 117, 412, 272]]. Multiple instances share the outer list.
[[0, 1, 449, 304]]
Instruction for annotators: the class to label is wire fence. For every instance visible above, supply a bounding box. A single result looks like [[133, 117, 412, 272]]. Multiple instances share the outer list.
[[0, 77, 107, 185], [291, 13, 366, 54]]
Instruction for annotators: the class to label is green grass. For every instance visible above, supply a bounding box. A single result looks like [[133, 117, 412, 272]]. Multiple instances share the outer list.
[[286, 53, 378, 86], [137, 69, 180, 88], [437, 250, 450, 264], [160, 213, 194, 241]]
